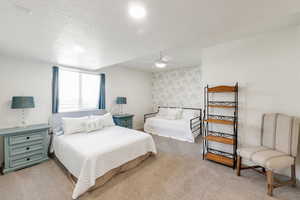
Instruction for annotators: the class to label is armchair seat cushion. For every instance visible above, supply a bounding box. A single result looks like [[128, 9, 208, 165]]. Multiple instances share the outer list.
[[264, 155, 294, 170], [238, 146, 294, 170], [237, 146, 269, 159]]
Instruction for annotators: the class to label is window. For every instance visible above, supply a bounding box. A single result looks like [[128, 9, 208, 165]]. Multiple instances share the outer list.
[[59, 69, 100, 112]]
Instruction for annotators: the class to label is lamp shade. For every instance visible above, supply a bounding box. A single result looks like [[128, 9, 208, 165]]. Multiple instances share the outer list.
[[116, 97, 127, 104], [11, 96, 35, 109]]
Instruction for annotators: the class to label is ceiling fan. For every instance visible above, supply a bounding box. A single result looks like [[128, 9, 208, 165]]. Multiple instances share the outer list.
[[154, 51, 169, 68], [131, 51, 185, 69]]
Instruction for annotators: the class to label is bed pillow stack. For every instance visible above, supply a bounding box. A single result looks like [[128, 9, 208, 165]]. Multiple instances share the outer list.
[[62, 113, 115, 135], [89, 113, 115, 130], [62, 116, 89, 135], [85, 117, 104, 133]]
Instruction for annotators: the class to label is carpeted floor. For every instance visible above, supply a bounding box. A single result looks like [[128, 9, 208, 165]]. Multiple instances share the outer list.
[[0, 135, 299, 200]]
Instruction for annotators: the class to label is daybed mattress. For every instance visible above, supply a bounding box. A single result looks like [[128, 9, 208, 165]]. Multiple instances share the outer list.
[[144, 117, 197, 143], [53, 126, 157, 199]]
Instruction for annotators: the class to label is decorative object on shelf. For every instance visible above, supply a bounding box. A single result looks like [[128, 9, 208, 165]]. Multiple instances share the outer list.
[[116, 97, 127, 114], [113, 114, 134, 129], [0, 124, 50, 174], [11, 96, 35, 127], [203, 83, 238, 169]]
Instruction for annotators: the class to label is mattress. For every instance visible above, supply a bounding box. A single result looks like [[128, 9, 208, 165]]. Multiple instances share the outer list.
[[53, 126, 157, 199], [144, 117, 198, 143]]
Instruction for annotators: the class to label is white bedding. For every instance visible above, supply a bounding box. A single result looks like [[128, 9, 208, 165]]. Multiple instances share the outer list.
[[53, 126, 157, 199], [144, 117, 199, 143]]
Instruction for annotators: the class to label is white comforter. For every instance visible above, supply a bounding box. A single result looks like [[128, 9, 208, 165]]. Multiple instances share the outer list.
[[53, 126, 157, 199], [144, 117, 198, 143]]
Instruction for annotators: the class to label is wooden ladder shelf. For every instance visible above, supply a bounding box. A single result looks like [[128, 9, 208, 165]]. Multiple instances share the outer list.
[[204, 119, 234, 125], [205, 153, 234, 167], [203, 83, 238, 169], [208, 105, 235, 109], [204, 135, 235, 145]]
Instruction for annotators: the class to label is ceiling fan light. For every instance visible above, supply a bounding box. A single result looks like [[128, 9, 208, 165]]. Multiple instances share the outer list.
[[155, 61, 167, 68]]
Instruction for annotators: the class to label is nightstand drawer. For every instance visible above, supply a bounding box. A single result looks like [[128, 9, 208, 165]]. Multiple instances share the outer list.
[[121, 119, 129, 126], [9, 131, 44, 145], [113, 114, 134, 129], [10, 143, 44, 156], [1, 124, 50, 174], [10, 152, 44, 168]]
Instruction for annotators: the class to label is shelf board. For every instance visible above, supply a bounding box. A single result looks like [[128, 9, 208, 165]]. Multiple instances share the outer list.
[[204, 119, 234, 125], [207, 86, 236, 93], [205, 152, 234, 167], [208, 105, 235, 109], [204, 135, 235, 145]]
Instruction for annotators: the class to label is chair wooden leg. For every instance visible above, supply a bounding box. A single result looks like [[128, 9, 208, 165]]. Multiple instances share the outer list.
[[291, 164, 296, 187], [267, 170, 274, 196], [236, 155, 241, 176]]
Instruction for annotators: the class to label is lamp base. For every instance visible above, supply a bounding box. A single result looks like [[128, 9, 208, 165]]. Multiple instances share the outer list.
[[20, 109, 27, 127]]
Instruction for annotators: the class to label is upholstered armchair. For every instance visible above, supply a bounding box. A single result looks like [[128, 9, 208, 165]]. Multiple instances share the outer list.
[[236, 113, 299, 196]]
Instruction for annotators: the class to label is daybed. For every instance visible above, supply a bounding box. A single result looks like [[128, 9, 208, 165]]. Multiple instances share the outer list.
[[51, 110, 157, 199], [144, 106, 202, 143]]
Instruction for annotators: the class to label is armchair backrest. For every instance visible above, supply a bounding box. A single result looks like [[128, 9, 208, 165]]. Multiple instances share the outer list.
[[261, 113, 300, 157]]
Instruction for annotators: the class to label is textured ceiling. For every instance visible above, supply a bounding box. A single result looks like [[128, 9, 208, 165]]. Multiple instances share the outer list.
[[1, 0, 300, 70]]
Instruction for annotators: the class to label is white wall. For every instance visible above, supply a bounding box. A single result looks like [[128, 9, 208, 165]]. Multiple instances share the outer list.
[[152, 66, 202, 109], [0, 56, 52, 163], [0, 57, 152, 164], [99, 66, 153, 129], [201, 26, 300, 180]]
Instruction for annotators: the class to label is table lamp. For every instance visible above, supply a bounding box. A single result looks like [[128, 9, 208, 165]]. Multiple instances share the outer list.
[[116, 97, 127, 115], [11, 96, 35, 127]]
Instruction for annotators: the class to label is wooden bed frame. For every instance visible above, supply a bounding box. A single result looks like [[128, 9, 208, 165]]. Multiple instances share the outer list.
[[53, 152, 153, 193], [50, 111, 155, 197]]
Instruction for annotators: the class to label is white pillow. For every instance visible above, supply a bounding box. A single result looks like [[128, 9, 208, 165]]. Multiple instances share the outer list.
[[165, 108, 182, 120], [156, 108, 169, 118], [62, 117, 89, 135], [181, 110, 199, 120], [101, 113, 115, 127], [85, 117, 104, 133], [91, 113, 115, 127]]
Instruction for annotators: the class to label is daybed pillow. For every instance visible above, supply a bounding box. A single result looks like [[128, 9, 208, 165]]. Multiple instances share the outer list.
[[165, 108, 182, 120], [62, 116, 89, 135], [157, 108, 169, 118], [182, 110, 199, 121]]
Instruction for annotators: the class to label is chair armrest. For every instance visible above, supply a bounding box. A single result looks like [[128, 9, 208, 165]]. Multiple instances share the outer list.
[[144, 112, 158, 122]]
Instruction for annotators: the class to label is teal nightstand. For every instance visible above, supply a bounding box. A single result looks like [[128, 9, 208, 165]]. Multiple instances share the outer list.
[[0, 124, 50, 174], [113, 114, 134, 129]]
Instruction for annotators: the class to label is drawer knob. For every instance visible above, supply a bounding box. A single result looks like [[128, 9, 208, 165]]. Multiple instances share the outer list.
[[26, 137, 30, 140], [26, 158, 30, 161], [26, 147, 30, 150]]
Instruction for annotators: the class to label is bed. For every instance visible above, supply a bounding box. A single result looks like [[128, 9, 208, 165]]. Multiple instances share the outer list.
[[51, 111, 157, 199], [144, 107, 202, 143]]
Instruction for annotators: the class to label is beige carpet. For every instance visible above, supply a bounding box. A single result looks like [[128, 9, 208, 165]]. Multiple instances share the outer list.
[[0, 152, 299, 200]]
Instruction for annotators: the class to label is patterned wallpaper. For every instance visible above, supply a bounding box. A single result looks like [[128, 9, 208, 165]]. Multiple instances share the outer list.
[[152, 66, 202, 110]]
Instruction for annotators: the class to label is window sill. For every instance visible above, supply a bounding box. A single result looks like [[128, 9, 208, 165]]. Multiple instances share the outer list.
[[57, 108, 105, 114]]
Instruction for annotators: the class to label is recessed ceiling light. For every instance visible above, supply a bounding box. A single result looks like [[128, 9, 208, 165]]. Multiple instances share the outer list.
[[129, 3, 146, 20], [155, 61, 167, 68]]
